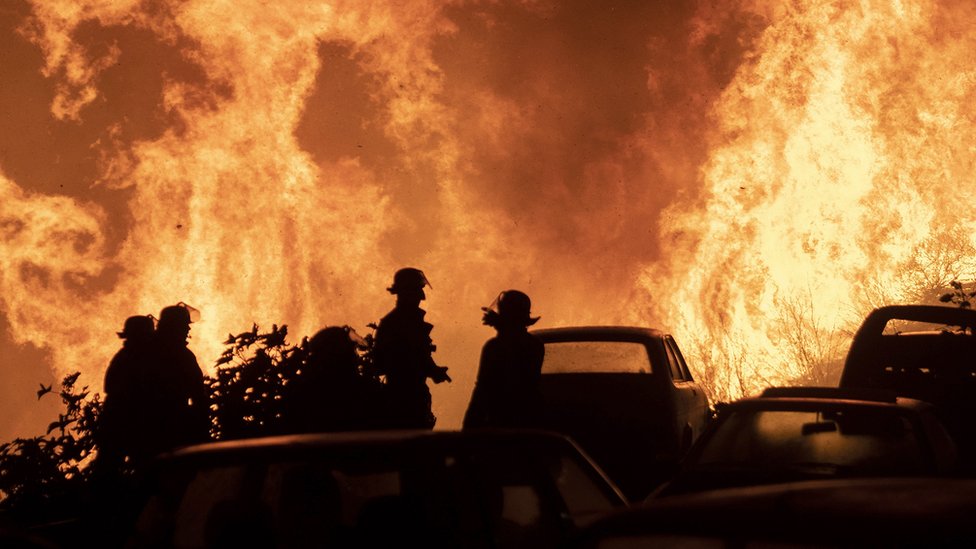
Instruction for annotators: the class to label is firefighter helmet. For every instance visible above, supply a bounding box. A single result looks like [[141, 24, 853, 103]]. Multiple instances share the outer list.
[[387, 268, 431, 294]]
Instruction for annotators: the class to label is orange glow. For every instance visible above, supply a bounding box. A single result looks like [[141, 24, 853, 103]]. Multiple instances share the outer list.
[[643, 0, 976, 401], [3, 1, 976, 437]]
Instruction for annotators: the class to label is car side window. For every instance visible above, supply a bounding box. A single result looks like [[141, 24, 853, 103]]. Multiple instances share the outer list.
[[666, 337, 694, 381], [464, 449, 573, 547], [662, 340, 684, 381], [548, 454, 619, 523], [171, 464, 276, 548]]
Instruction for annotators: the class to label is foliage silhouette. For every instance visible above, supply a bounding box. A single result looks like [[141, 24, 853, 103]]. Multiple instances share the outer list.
[[207, 323, 380, 439], [0, 321, 385, 529], [0, 373, 101, 521], [939, 279, 976, 309], [208, 323, 307, 440]]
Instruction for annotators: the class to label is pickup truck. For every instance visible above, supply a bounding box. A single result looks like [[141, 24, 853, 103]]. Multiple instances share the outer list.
[[839, 304, 976, 470], [531, 326, 711, 499]]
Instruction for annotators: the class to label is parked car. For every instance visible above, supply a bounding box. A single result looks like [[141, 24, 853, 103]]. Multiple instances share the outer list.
[[840, 304, 976, 468], [572, 477, 976, 548], [651, 387, 957, 498], [531, 326, 711, 499], [125, 429, 626, 548]]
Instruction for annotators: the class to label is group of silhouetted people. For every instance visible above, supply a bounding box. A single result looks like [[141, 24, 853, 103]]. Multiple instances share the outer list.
[[96, 267, 546, 472], [96, 304, 208, 475]]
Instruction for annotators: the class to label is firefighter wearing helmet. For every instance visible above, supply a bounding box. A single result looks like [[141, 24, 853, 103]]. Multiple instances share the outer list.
[[372, 268, 451, 429], [147, 303, 209, 456], [95, 303, 208, 473], [95, 314, 157, 476], [463, 290, 544, 429]]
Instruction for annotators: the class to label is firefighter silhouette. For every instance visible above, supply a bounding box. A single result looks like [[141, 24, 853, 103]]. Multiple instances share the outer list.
[[97, 314, 156, 473], [151, 303, 209, 452], [463, 290, 545, 429], [372, 268, 450, 429], [100, 303, 208, 468]]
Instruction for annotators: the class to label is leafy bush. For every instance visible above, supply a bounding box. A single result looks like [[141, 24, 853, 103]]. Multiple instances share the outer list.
[[0, 373, 101, 520], [207, 324, 307, 440], [207, 323, 380, 439], [939, 279, 976, 309], [0, 321, 380, 522]]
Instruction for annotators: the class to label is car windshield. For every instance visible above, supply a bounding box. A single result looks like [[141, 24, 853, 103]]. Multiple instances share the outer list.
[[542, 341, 651, 374], [695, 408, 926, 473]]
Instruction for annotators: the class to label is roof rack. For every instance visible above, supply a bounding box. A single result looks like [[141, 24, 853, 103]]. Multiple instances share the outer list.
[[760, 386, 898, 403]]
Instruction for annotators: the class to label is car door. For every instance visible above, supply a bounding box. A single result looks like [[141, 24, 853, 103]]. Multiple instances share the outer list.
[[663, 335, 709, 450]]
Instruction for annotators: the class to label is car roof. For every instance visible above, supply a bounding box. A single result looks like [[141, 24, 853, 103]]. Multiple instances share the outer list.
[[727, 392, 931, 413], [530, 326, 666, 342], [859, 304, 976, 333], [581, 478, 976, 544], [159, 429, 583, 463], [759, 386, 899, 402], [154, 429, 630, 506]]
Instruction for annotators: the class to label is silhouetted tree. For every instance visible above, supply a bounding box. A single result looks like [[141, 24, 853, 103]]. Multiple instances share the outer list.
[[207, 324, 307, 440], [0, 321, 389, 529], [775, 291, 850, 387], [0, 373, 100, 522]]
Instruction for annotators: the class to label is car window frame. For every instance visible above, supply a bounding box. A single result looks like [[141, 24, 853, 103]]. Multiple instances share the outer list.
[[663, 337, 692, 382]]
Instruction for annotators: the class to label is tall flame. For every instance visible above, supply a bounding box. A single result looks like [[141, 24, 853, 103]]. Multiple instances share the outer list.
[[4, 0, 976, 437], [2, 0, 567, 435], [644, 0, 976, 400]]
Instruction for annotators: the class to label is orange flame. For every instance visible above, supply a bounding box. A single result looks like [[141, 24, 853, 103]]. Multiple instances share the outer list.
[[5, 1, 976, 437], [644, 0, 976, 401], [4, 0, 550, 434]]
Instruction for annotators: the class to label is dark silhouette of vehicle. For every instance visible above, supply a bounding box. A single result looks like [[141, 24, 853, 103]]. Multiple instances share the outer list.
[[651, 387, 957, 498], [531, 326, 710, 500], [839, 304, 976, 469], [571, 477, 976, 548], [125, 430, 626, 548], [0, 526, 60, 549]]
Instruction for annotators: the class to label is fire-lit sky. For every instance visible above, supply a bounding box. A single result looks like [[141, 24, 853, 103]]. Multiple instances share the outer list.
[[2, 0, 976, 440]]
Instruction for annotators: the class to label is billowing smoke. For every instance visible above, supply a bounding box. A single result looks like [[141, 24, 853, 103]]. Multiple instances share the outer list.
[[3, 0, 976, 438]]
